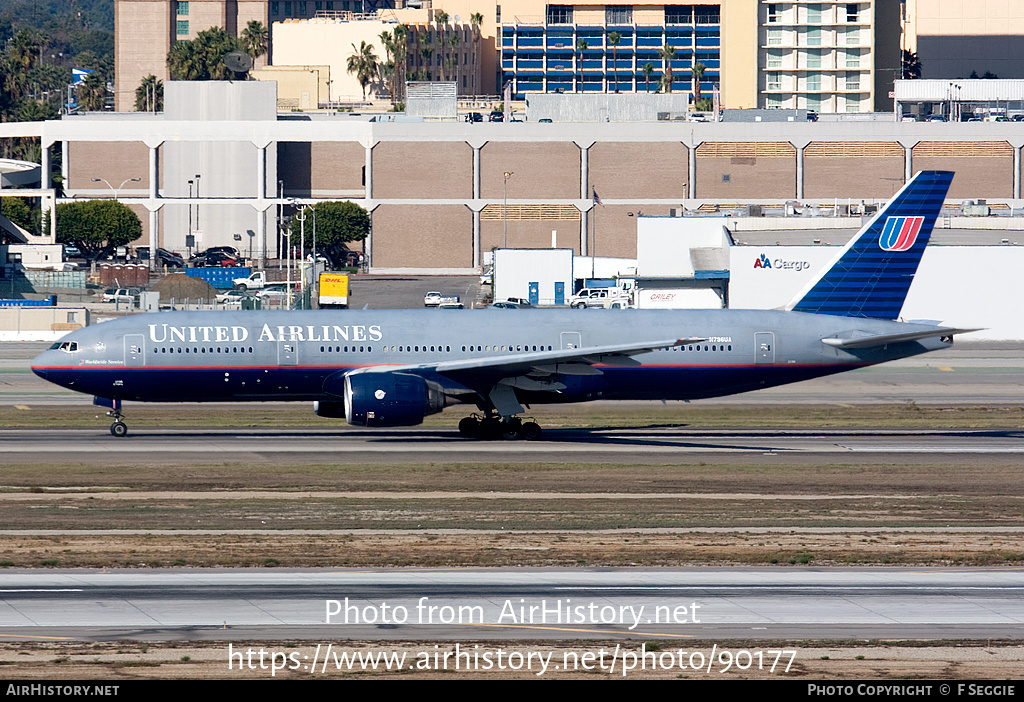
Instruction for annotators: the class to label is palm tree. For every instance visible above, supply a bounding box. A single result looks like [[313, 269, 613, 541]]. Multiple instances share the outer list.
[[641, 62, 654, 92], [446, 33, 460, 86], [469, 12, 484, 92], [78, 72, 106, 111], [241, 20, 269, 61], [393, 24, 409, 99], [418, 33, 434, 81], [346, 41, 378, 100], [692, 62, 706, 104], [607, 31, 621, 92], [576, 38, 589, 91], [134, 74, 163, 112], [659, 45, 676, 93], [902, 50, 922, 80]]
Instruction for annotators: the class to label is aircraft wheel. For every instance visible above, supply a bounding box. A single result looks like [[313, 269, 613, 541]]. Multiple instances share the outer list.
[[458, 417, 480, 438], [110, 421, 128, 438], [479, 418, 503, 440], [520, 422, 542, 441]]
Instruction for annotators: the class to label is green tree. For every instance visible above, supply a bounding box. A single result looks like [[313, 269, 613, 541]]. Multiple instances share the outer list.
[[289, 201, 369, 264], [346, 41, 378, 99], [55, 199, 142, 261], [902, 50, 922, 80], [641, 61, 654, 92], [1, 196, 34, 234], [166, 26, 243, 81], [691, 62, 706, 104], [77, 71, 106, 111], [607, 30, 621, 92], [241, 20, 268, 60], [659, 45, 676, 92], [135, 74, 163, 112]]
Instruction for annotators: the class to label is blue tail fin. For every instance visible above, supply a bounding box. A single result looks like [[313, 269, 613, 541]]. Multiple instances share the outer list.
[[788, 170, 953, 319]]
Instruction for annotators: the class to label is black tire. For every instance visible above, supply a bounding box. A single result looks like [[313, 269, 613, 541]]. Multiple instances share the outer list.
[[458, 417, 479, 438], [110, 421, 128, 438], [520, 422, 542, 441]]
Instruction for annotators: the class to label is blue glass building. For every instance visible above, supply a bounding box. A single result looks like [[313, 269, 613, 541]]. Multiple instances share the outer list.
[[500, 4, 721, 100]]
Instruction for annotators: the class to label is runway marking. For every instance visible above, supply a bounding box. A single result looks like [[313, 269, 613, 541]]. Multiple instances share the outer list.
[[937, 367, 954, 372], [13, 405, 29, 410], [0, 634, 76, 640], [457, 622, 695, 638]]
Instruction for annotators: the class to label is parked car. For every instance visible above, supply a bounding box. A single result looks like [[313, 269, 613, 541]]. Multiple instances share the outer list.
[[465, 112, 483, 123], [488, 111, 504, 122], [257, 284, 292, 306], [101, 287, 142, 304], [438, 301, 465, 309], [490, 301, 519, 309], [479, 271, 493, 285], [215, 289, 256, 305], [137, 247, 185, 267], [503, 297, 533, 308], [191, 251, 239, 267], [423, 291, 444, 307]]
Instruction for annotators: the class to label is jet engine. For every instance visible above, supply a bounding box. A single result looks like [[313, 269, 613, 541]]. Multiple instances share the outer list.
[[313, 401, 347, 418], [343, 372, 447, 427]]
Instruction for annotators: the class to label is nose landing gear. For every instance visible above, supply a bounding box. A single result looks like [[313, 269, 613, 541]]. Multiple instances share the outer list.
[[107, 410, 128, 437]]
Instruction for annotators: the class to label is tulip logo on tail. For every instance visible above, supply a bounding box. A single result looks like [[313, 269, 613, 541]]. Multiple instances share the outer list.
[[879, 216, 925, 252]]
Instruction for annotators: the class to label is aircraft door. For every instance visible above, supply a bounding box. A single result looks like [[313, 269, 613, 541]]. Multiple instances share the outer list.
[[560, 332, 582, 350], [278, 340, 298, 365], [755, 332, 775, 364], [124, 335, 145, 367]]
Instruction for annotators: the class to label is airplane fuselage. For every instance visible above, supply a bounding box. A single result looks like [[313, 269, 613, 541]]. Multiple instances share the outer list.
[[31, 307, 951, 406]]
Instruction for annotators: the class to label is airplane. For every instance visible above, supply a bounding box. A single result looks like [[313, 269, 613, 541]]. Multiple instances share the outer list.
[[32, 170, 974, 439]]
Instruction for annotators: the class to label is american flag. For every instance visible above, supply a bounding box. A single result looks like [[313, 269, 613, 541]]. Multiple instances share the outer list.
[[592, 188, 604, 207]]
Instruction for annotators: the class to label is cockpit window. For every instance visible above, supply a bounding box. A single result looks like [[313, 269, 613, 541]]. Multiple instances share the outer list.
[[52, 341, 79, 352]]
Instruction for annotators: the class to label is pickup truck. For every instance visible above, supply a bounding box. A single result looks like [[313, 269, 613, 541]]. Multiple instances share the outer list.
[[568, 288, 629, 308], [233, 270, 286, 290]]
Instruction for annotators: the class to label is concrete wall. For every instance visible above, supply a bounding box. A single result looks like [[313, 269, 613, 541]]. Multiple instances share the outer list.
[[0, 307, 89, 341]]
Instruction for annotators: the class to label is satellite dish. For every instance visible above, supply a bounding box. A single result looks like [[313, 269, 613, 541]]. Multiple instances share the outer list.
[[224, 52, 254, 75], [454, 14, 461, 22]]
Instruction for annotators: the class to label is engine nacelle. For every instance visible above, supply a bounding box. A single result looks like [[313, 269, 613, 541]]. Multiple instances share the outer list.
[[313, 401, 347, 418], [344, 372, 447, 427]]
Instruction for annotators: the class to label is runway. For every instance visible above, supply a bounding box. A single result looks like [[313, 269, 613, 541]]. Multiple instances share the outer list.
[[4, 426, 1024, 460], [1, 567, 1022, 642]]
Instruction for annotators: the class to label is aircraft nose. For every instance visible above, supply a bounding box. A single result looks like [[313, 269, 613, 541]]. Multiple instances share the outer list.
[[31, 349, 54, 379]]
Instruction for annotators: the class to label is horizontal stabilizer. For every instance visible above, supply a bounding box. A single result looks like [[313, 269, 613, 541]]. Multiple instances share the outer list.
[[821, 327, 980, 349]]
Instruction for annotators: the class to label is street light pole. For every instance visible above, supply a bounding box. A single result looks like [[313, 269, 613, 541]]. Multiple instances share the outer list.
[[502, 171, 513, 248], [92, 177, 141, 262], [91, 177, 140, 201], [194, 173, 201, 234], [187, 179, 194, 258]]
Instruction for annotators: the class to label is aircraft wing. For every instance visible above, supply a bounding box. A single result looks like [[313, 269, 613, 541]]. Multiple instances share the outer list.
[[348, 337, 707, 379], [821, 327, 980, 349]]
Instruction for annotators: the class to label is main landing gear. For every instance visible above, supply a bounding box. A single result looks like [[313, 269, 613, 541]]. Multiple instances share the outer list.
[[458, 413, 542, 441], [107, 410, 128, 437]]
